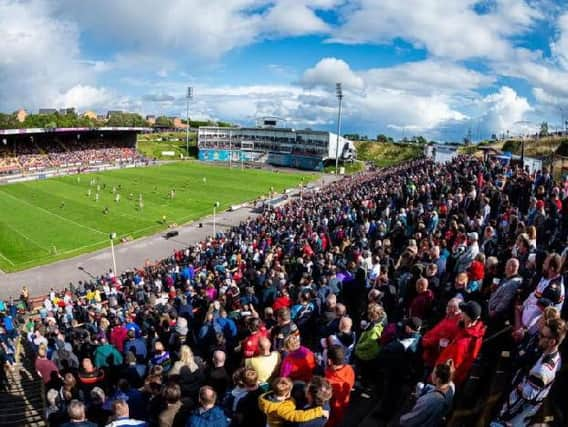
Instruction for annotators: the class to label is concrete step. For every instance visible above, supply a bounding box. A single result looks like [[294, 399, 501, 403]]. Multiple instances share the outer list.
[[0, 396, 44, 407]]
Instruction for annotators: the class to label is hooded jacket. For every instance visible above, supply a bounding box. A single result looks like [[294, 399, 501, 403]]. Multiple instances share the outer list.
[[354, 321, 384, 361], [435, 320, 486, 385], [421, 314, 461, 367], [94, 342, 123, 368], [258, 392, 324, 427], [325, 364, 355, 427]]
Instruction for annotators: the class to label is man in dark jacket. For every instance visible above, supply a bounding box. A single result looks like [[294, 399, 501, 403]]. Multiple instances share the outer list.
[[186, 386, 228, 427]]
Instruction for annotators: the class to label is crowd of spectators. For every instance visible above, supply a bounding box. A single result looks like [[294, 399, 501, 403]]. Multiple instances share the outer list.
[[1, 155, 568, 427], [0, 138, 143, 174]]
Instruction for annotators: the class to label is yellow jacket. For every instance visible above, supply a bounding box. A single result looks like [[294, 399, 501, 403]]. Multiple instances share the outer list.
[[258, 392, 324, 427]]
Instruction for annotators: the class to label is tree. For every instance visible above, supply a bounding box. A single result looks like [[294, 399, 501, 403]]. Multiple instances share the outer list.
[[539, 121, 549, 137], [155, 116, 173, 127], [0, 113, 20, 129], [415, 136, 427, 145], [107, 112, 147, 127], [377, 134, 389, 143]]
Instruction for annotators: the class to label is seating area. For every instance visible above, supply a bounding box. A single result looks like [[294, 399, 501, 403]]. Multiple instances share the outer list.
[[0, 135, 143, 174]]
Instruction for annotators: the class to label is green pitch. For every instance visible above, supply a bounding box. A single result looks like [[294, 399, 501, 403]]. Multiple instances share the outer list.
[[0, 162, 313, 272]]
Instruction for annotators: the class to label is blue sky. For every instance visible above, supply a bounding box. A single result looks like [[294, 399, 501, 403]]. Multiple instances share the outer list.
[[2, 0, 568, 141]]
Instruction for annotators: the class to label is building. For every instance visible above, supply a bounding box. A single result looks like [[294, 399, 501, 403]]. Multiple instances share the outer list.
[[59, 108, 76, 115], [146, 115, 156, 125], [15, 109, 27, 123], [197, 118, 355, 171]]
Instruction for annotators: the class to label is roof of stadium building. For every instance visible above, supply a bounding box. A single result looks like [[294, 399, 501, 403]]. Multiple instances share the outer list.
[[0, 127, 152, 136], [198, 126, 331, 135]]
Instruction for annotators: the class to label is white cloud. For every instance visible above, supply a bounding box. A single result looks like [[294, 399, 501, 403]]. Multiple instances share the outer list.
[[260, 0, 335, 36], [362, 60, 495, 95], [551, 12, 568, 69], [55, 85, 111, 110], [0, 0, 96, 111], [480, 86, 532, 134], [328, 0, 542, 61], [56, 0, 338, 59], [301, 58, 365, 90]]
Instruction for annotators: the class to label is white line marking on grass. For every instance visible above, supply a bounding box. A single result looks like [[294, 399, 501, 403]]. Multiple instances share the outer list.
[[0, 189, 107, 236], [0, 251, 15, 266], [15, 238, 111, 269], [0, 220, 48, 253]]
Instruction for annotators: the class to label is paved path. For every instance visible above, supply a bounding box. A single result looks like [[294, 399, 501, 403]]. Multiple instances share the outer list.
[[0, 174, 338, 300]]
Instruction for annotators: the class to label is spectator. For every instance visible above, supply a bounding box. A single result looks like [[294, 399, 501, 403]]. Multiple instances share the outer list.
[[409, 278, 434, 320], [230, 368, 265, 427], [435, 301, 486, 385], [61, 400, 97, 427], [488, 258, 523, 326], [324, 345, 355, 427], [271, 308, 299, 352], [94, 337, 123, 368], [106, 399, 147, 427], [169, 344, 205, 401], [158, 383, 187, 427], [399, 363, 455, 427], [244, 337, 280, 387], [186, 386, 228, 427], [150, 341, 172, 373], [493, 318, 566, 426], [35, 344, 60, 385], [520, 253, 565, 329], [354, 303, 386, 378], [291, 376, 333, 427], [206, 351, 230, 397], [258, 377, 327, 427], [422, 298, 462, 369], [279, 334, 316, 384]]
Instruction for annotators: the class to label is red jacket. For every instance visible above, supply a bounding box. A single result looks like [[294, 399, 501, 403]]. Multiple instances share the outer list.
[[435, 320, 486, 385], [242, 327, 269, 358], [110, 325, 128, 353], [421, 314, 461, 367]]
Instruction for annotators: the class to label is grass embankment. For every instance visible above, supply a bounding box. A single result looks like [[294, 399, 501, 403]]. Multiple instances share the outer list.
[[355, 141, 423, 167], [0, 162, 312, 272], [458, 135, 568, 158], [137, 132, 197, 160]]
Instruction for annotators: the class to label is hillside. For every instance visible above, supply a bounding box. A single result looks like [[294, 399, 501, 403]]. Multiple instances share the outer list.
[[355, 141, 423, 167], [459, 135, 568, 158], [137, 131, 197, 159]]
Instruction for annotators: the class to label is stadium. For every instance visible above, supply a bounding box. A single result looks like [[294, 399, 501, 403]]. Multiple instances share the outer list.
[[198, 117, 356, 171], [3, 2, 568, 426]]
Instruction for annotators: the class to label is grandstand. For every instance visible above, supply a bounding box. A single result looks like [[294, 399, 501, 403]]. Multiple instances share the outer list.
[[0, 127, 149, 181], [197, 117, 356, 171]]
